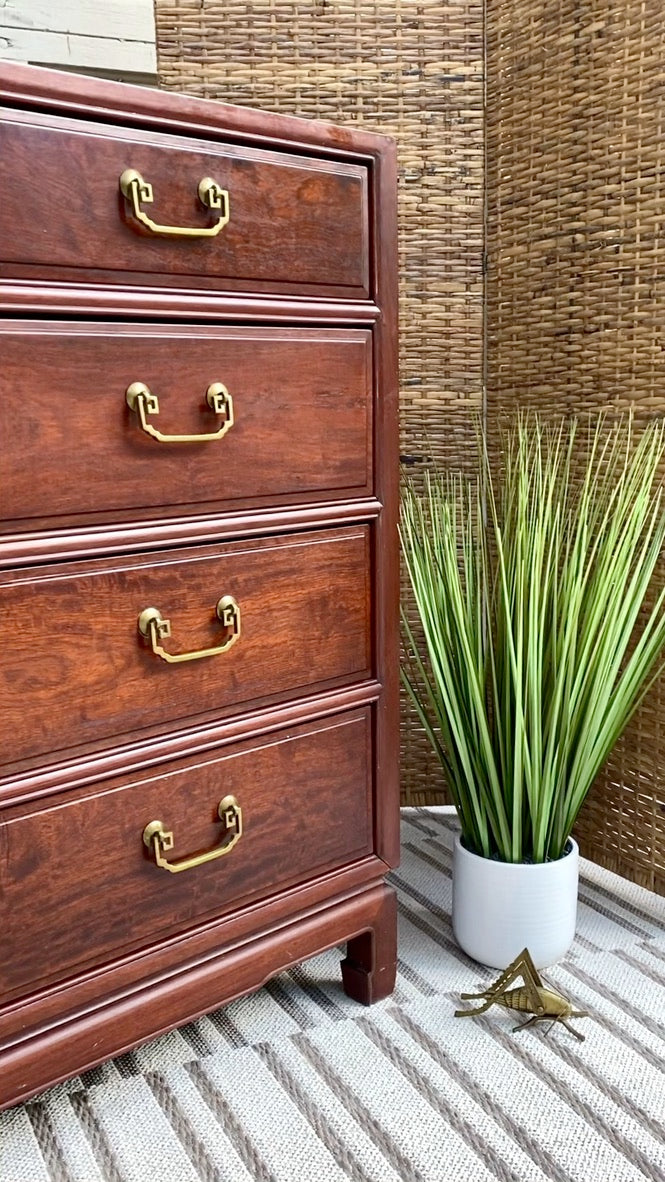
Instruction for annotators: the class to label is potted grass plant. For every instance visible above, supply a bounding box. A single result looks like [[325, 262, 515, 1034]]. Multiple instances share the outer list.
[[401, 414, 665, 967]]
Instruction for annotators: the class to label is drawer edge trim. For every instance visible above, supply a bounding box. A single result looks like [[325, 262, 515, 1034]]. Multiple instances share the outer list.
[[0, 499, 383, 568], [0, 682, 383, 806], [0, 281, 382, 323]]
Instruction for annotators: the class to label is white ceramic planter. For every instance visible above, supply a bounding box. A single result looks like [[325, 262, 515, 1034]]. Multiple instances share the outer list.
[[452, 834, 579, 969]]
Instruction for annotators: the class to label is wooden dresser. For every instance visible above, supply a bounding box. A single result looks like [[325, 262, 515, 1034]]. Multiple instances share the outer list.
[[0, 63, 399, 1109]]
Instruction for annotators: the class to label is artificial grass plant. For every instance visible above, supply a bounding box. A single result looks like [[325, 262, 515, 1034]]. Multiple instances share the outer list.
[[400, 414, 665, 864]]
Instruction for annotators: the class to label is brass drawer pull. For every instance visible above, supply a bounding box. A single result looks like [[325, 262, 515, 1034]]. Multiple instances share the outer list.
[[143, 795, 243, 873], [119, 168, 230, 238], [126, 381, 234, 444], [138, 596, 240, 664]]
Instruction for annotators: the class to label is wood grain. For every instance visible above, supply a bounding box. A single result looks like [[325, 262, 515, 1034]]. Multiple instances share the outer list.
[[0, 109, 369, 296], [0, 528, 371, 767], [0, 710, 372, 998], [0, 323, 372, 527], [0, 682, 382, 807]]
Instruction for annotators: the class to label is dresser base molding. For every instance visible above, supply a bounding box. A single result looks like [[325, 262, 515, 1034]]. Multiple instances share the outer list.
[[0, 881, 397, 1112]]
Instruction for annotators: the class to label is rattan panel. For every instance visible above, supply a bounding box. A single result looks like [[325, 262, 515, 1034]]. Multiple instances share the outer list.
[[486, 0, 665, 891], [155, 0, 485, 807]]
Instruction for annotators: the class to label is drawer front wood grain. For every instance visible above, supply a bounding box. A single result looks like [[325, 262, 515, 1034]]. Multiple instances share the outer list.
[[0, 528, 371, 768], [0, 324, 372, 529], [0, 710, 372, 998], [0, 111, 370, 297]]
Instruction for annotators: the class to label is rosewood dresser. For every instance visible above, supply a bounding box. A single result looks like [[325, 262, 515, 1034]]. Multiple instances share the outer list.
[[0, 63, 399, 1109]]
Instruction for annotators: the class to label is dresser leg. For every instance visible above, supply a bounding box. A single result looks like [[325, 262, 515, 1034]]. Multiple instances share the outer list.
[[341, 883, 397, 1004]]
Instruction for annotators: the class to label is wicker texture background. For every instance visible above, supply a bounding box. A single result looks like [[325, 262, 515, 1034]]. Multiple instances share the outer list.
[[155, 0, 485, 808], [486, 0, 665, 892], [155, 0, 665, 890]]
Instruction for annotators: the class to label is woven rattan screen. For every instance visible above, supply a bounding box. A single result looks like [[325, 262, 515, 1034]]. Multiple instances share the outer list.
[[486, 0, 665, 891], [155, 0, 484, 808]]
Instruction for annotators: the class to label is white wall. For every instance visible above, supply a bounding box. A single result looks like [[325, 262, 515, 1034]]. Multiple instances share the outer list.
[[0, 0, 157, 78]]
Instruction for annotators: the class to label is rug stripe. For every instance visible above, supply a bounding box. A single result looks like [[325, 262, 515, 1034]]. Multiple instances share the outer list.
[[475, 1012, 665, 1182], [419, 810, 457, 831], [145, 1071, 228, 1182], [391, 1008, 576, 1182], [577, 889, 652, 938], [192, 1048, 363, 1182], [0, 1108, 51, 1182], [392, 873, 453, 928], [396, 954, 440, 996], [639, 940, 665, 963], [396, 894, 489, 975], [264, 977, 318, 1029], [26, 1101, 73, 1182], [286, 964, 350, 1019], [403, 839, 453, 877], [112, 1051, 142, 1078], [401, 813, 445, 838], [525, 1017, 665, 1148], [559, 962, 665, 1054], [613, 947, 665, 985], [356, 1016, 523, 1182], [295, 1032, 432, 1182], [578, 875, 665, 933], [78, 1065, 112, 1090], [257, 1042, 390, 1182], [178, 1019, 217, 1059], [206, 1008, 249, 1047], [30, 1093, 106, 1182], [148, 1067, 254, 1182], [298, 1022, 515, 1182], [68, 1092, 126, 1182], [186, 1060, 282, 1182]]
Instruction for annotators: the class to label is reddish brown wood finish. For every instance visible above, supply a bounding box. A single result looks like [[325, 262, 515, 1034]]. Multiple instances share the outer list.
[[0, 110, 369, 297], [0, 499, 382, 569], [371, 143, 401, 869], [342, 883, 398, 1003], [1, 710, 372, 999], [0, 282, 381, 323], [0, 528, 371, 767], [0, 323, 372, 528], [0, 63, 399, 1112]]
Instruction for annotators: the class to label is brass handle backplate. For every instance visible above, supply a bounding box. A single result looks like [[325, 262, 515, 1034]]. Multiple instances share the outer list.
[[138, 595, 240, 663], [119, 168, 230, 238], [143, 795, 242, 873], [126, 381, 234, 444]]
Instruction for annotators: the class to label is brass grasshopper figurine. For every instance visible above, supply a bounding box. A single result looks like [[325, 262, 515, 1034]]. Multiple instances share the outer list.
[[455, 948, 588, 1041]]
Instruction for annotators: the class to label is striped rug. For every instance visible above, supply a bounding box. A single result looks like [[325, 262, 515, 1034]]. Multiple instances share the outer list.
[[2, 809, 664, 1182]]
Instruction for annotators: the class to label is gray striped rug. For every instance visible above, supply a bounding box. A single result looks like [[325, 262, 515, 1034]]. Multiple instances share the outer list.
[[2, 808, 664, 1182]]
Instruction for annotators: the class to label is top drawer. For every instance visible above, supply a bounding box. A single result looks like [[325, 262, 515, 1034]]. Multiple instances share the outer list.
[[0, 110, 370, 298]]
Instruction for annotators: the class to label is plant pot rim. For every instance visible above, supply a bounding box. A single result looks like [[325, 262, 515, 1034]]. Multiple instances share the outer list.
[[453, 832, 578, 869]]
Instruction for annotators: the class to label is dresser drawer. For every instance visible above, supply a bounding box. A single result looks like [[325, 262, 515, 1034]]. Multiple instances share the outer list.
[[0, 710, 372, 999], [0, 323, 372, 530], [0, 110, 370, 297], [0, 528, 371, 768]]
